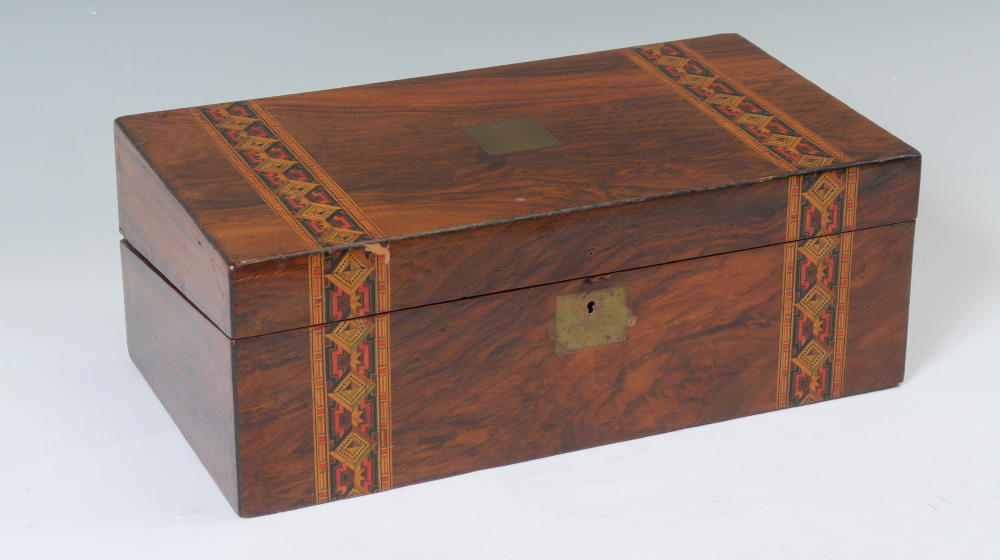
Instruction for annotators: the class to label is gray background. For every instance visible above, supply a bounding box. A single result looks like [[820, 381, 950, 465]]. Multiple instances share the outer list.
[[2, 1, 998, 558]]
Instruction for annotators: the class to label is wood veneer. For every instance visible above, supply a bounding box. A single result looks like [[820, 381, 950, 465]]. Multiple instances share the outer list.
[[123, 220, 914, 516]]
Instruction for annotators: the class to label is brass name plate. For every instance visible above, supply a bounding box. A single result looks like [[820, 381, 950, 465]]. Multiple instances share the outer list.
[[462, 118, 561, 156], [555, 286, 628, 354]]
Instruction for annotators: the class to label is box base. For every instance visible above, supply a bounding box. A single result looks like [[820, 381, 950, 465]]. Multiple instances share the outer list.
[[122, 221, 914, 516]]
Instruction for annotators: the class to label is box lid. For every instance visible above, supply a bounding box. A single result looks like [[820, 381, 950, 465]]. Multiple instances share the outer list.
[[116, 33, 919, 339]]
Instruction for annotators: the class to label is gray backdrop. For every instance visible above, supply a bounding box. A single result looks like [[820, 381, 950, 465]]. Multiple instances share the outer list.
[[2, 1, 998, 558]]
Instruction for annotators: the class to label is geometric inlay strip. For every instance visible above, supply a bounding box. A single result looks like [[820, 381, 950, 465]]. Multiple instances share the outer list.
[[621, 41, 853, 171], [188, 100, 382, 249], [308, 250, 392, 502], [776, 167, 860, 408], [190, 99, 392, 502]]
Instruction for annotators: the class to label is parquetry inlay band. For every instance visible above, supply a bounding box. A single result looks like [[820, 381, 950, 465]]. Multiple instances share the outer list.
[[191, 49, 860, 497], [308, 249, 392, 502], [777, 168, 859, 407], [190, 100, 392, 503], [188, 100, 383, 249], [620, 41, 859, 407], [621, 42, 851, 171]]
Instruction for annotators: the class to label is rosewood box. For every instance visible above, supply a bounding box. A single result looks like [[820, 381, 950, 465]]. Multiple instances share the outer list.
[[116, 34, 919, 517]]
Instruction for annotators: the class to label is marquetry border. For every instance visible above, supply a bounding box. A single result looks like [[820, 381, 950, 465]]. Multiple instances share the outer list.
[[308, 250, 393, 502], [194, 45, 868, 492], [776, 168, 859, 408], [308, 263, 330, 502], [620, 39, 863, 407], [188, 100, 382, 250], [191, 98, 393, 502], [621, 41, 851, 171]]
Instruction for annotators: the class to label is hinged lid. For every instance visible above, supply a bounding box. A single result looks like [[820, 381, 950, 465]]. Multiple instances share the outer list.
[[116, 33, 919, 339]]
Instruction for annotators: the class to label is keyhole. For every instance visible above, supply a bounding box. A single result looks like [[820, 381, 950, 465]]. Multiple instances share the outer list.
[[587, 301, 596, 314]]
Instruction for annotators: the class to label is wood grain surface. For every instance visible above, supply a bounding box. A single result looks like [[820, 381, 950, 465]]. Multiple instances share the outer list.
[[386, 222, 914, 488], [120, 241, 239, 512], [116, 33, 919, 338], [116, 125, 233, 335], [122, 221, 915, 516], [118, 33, 919, 517], [231, 158, 918, 338]]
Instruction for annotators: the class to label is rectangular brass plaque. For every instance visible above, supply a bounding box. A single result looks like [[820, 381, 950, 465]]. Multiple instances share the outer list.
[[555, 286, 628, 354], [462, 118, 562, 156]]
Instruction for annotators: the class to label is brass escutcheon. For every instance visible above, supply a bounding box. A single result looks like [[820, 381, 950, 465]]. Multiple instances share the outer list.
[[555, 286, 628, 354]]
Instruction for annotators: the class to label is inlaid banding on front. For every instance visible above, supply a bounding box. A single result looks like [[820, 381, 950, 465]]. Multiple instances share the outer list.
[[777, 168, 859, 408], [308, 250, 392, 502], [620, 39, 864, 408], [190, 100, 394, 502]]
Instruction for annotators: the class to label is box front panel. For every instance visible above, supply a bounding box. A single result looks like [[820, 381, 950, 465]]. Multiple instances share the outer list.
[[234, 221, 914, 516], [231, 157, 919, 338]]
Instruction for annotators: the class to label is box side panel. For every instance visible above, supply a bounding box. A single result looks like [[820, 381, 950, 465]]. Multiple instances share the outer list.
[[116, 120, 234, 336], [233, 333, 315, 517], [116, 110, 313, 265], [232, 157, 919, 338], [232, 222, 914, 515], [121, 241, 239, 513]]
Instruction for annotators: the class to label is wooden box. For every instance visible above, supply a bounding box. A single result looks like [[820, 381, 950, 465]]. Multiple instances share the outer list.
[[116, 34, 919, 517]]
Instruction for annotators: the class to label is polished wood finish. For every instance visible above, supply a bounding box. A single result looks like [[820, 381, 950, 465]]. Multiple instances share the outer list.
[[392, 223, 914, 485], [232, 158, 919, 338], [116, 33, 919, 338], [121, 241, 238, 511], [116, 125, 233, 335], [118, 34, 920, 517], [123, 221, 914, 516]]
